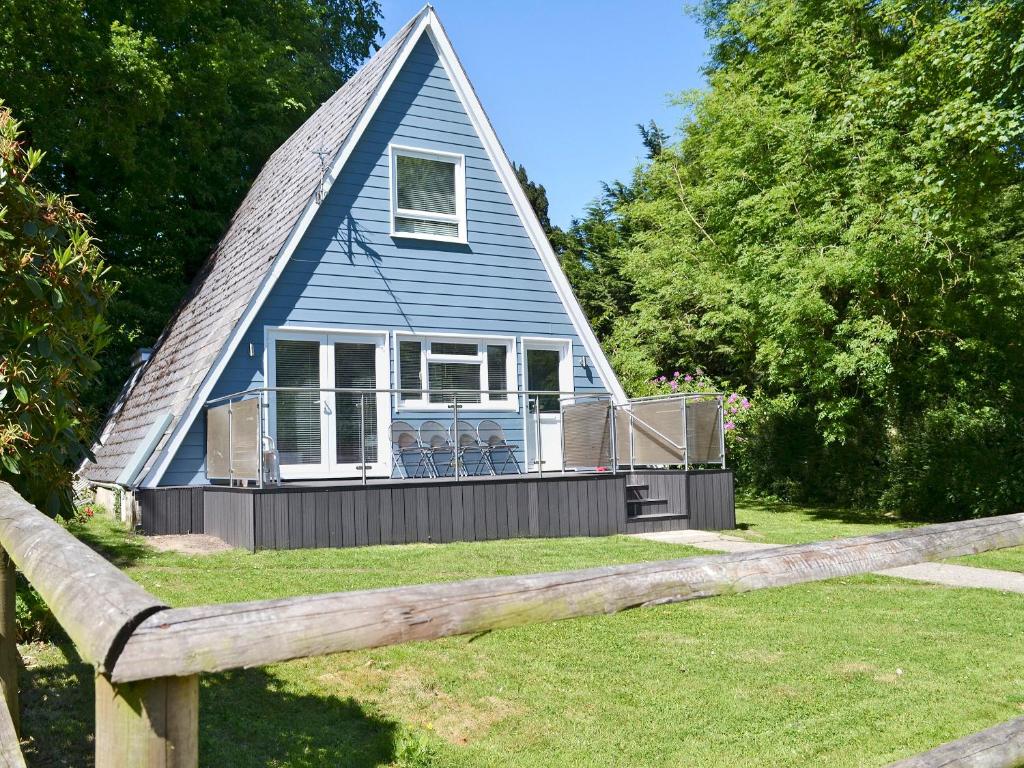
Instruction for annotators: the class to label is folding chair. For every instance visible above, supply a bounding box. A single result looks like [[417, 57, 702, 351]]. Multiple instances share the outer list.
[[391, 420, 433, 478], [420, 420, 456, 477], [477, 419, 522, 475], [452, 420, 492, 476]]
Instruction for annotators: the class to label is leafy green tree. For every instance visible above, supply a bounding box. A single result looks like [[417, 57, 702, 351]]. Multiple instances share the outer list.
[[607, 0, 1024, 517], [0, 104, 114, 515], [0, 0, 383, 414]]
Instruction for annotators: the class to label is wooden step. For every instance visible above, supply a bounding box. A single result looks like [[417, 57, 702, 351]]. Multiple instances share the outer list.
[[625, 483, 650, 501], [626, 498, 669, 516], [625, 512, 689, 523]]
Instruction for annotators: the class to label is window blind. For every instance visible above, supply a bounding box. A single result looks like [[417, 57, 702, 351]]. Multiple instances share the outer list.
[[431, 341, 477, 356], [487, 345, 508, 400], [397, 155, 455, 214], [399, 340, 422, 400], [334, 343, 377, 463], [428, 361, 482, 403], [275, 340, 321, 465]]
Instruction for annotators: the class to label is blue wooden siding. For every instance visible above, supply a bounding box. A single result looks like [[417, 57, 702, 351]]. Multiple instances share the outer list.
[[160, 33, 608, 485]]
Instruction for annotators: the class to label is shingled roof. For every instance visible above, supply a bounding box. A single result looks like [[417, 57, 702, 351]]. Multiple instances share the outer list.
[[83, 10, 423, 485]]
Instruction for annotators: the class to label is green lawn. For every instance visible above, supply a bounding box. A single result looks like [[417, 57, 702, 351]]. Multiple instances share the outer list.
[[731, 497, 1024, 572], [730, 497, 910, 544], [20, 510, 1024, 768]]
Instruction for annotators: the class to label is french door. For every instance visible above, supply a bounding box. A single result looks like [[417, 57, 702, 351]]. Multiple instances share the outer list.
[[268, 330, 390, 479]]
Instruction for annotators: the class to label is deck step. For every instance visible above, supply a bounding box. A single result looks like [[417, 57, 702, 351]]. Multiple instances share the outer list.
[[627, 497, 668, 507], [625, 512, 689, 522], [626, 498, 669, 517]]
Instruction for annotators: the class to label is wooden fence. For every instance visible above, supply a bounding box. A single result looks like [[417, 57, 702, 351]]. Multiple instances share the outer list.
[[1, 480, 1023, 766]]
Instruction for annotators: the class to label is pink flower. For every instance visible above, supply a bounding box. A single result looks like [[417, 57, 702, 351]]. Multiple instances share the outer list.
[[728, 393, 739, 403], [673, 371, 681, 378], [741, 398, 751, 410], [658, 375, 667, 383], [683, 374, 693, 383], [724, 421, 736, 431], [729, 405, 738, 414], [669, 380, 679, 390]]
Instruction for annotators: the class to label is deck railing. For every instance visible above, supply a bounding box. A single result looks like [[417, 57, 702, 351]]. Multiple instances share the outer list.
[[2, 480, 1024, 765], [204, 388, 726, 487]]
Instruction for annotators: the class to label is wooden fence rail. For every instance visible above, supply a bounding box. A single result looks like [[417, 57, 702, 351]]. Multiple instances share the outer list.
[[0, 480, 1022, 766], [885, 715, 1024, 768]]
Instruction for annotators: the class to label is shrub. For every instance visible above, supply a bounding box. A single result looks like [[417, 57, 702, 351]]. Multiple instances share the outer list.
[[0, 101, 114, 516]]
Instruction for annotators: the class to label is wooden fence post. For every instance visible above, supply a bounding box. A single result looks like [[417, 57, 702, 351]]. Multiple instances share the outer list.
[[0, 548, 18, 735], [95, 673, 198, 768]]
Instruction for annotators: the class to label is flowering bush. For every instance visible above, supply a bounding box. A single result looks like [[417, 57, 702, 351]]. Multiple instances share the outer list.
[[71, 504, 96, 525], [647, 369, 753, 446]]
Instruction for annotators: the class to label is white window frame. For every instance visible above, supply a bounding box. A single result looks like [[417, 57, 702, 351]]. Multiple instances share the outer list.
[[394, 331, 517, 412], [388, 144, 467, 244]]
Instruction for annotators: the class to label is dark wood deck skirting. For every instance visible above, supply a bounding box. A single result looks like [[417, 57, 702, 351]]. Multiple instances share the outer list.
[[136, 470, 735, 550]]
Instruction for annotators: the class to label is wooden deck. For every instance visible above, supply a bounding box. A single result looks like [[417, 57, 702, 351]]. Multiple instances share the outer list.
[[136, 469, 735, 551]]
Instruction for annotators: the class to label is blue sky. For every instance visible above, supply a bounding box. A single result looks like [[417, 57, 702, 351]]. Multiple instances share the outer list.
[[379, 1, 709, 228]]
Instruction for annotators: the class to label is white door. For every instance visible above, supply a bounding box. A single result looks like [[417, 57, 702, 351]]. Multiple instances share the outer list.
[[269, 331, 390, 480], [523, 339, 572, 473]]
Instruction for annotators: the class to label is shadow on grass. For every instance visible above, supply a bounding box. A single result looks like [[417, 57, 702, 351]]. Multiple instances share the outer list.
[[738, 495, 916, 528], [20, 642, 404, 767], [63, 519, 153, 569]]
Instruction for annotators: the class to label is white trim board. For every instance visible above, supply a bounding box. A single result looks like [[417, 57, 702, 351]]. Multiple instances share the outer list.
[[141, 6, 625, 487]]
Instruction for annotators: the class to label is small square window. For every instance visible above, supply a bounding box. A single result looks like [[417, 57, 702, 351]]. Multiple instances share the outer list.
[[391, 146, 465, 243]]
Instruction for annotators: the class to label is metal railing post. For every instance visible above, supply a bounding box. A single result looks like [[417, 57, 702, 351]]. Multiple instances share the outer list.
[[452, 392, 460, 482], [257, 392, 265, 490], [359, 392, 367, 487], [227, 399, 234, 487], [608, 400, 618, 474], [682, 396, 689, 472], [535, 395, 544, 478], [629, 408, 636, 471], [719, 394, 727, 469]]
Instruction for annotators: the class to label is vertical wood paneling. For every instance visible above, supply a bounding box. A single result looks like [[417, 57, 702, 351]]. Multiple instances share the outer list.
[[461, 485, 476, 541], [354, 489, 369, 547], [145, 471, 727, 550], [366, 489, 381, 546], [323, 491, 339, 547], [428, 487, 442, 543]]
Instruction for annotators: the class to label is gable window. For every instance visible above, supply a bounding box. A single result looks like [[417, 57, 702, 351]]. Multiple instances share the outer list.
[[396, 335, 515, 410], [390, 145, 466, 243]]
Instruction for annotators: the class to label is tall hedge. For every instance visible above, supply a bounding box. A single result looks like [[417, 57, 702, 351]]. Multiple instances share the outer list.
[[0, 103, 114, 515]]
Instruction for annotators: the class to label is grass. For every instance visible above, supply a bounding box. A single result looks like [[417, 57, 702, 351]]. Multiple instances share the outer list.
[[729, 497, 910, 544], [731, 497, 1024, 573], [19, 508, 1024, 767]]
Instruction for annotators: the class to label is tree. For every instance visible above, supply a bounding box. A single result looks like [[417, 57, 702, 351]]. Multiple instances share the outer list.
[[0, 103, 114, 515], [607, 0, 1024, 517], [513, 161, 554, 236], [0, 0, 383, 415]]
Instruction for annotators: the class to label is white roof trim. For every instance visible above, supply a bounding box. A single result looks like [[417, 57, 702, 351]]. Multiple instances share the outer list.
[[142, 9, 432, 488], [420, 11, 627, 404], [142, 6, 625, 487]]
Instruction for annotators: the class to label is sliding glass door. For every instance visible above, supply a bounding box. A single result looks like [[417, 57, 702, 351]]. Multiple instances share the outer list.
[[269, 331, 389, 479]]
